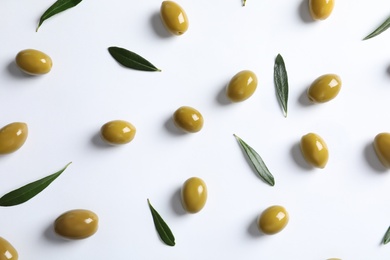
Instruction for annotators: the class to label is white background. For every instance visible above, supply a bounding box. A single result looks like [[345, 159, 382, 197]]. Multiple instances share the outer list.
[[1, 0, 390, 259]]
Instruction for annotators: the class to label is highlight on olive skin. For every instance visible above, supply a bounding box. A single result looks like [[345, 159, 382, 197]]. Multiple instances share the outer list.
[[373, 132, 390, 169], [307, 74, 341, 103], [226, 70, 258, 102], [309, 0, 335, 21], [173, 106, 204, 133], [15, 49, 52, 75], [258, 205, 289, 235], [0, 122, 28, 155], [300, 132, 329, 168], [100, 120, 136, 145], [54, 209, 99, 240], [181, 177, 208, 213], [0, 237, 18, 260], [160, 1, 189, 35]]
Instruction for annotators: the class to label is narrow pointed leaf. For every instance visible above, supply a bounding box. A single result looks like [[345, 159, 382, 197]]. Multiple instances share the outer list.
[[147, 199, 175, 246], [0, 162, 72, 206], [383, 226, 390, 244], [274, 53, 289, 117], [108, 47, 161, 72], [37, 0, 83, 31], [234, 134, 275, 186], [364, 15, 390, 40]]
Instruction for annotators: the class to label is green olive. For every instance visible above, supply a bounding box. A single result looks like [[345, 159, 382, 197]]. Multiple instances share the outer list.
[[307, 74, 341, 103], [226, 70, 258, 102], [100, 120, 136, 145], [181, 177, 207, 213], [54, 209, 99, 239], [173, 106, 204, 133], [258, 205, 289, 235], [309, 0, 335, 20], [0, 237, 18, 260], [300, 133, 329, 168], [374, 133, 390, 168], [160, 1, 189, 35], [15, 49, 52, 75], [0, 122, 28, 155]]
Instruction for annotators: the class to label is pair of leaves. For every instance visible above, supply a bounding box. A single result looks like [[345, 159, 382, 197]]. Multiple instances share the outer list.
[[108, 47, 161, 72], [0, 162, 71, 206], [37, 0, 82, 31], [364, 15, 390, 40], [147, 199, 175, 246]]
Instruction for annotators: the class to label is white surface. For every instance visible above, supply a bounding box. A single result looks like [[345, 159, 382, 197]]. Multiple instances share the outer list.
[[1, 0, 390, 259]]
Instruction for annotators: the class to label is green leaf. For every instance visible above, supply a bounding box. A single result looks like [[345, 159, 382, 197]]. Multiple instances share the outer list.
[[0, 162, 72, 206], [364, 15, 390, 40], [147, 199, 175, 246], [37, 0, 83, 31], [234, 134, 275, 186], [383, 226, 390, 244], [274, 53, 289, 117], [108, 47, 161, 72]]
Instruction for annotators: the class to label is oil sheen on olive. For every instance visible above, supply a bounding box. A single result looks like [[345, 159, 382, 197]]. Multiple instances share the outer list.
[[0, 122, 28, 155], [309, 0, 335, 20], [0, 237, 18, 260], [307, 74, 341, 103], [373, 133, 390, 168], [181, 177, 207, 213], [226, 70, 258, 102], [258, 205, 289, 235], [300, 133, 329, 168], [15, 49, 52, 75], [100, 120, 136, 145], [54, 209, 99, 239], [160, 1, 189, 35], [173, 106, 204, 133]]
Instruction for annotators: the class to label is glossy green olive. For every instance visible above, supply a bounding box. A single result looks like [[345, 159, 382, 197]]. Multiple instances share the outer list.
[[181, 177, 207, 213], [226, 70, 258, 102], [374, 133, 390, 168], [173, 106, 204, 133], [0, 122, 28, 155], [258, 205, 289, 235], [300, 133, 329, 168], [15, 49, 52, 75], [54, 209, 99, 239], [100, 120, 136, 145], [0, 237, 18, 260], [307, 74, 341, 103], [160, 1, 189, 35], [309, 0, 335, 20]]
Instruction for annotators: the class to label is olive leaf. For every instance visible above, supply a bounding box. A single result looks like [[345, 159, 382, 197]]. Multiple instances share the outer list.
[[234, 134, 275, 186], [364, 15, 390, 40], [274, 53, 289, 117], [108, 47, 161, 72], [0, 162, 72, 206], [147, 199, 175, 246], [36, 0, 83, 31], [383, 226, 390, 244]]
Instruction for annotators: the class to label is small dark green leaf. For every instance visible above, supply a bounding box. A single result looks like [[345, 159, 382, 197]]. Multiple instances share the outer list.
[[234, 134, 275, 186], [0, 162, 72, 206], [364, 15, 390, 40], [147, 199, 175, 246], [274, 53, 289, 117], [383, 226, 390, 244], [37, 0, 83, 31], [108, 47, 161, 72]]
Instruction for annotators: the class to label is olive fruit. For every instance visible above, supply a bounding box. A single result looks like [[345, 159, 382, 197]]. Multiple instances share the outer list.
[[0, 122, 28, 155], [173, 106, 204, 133], [160, 1, 189, 35], [258, 205, 289, 235], [309, 0, 335, 20], [15, 49, 52, 75], [54, 209, 99, 239], [300, 133, 329, 168], [374, 133, 390, 168], [181, 177, 207, 213], [307, 74, 341, 103], [226, 70, 258, 102], [0, 237, 18, 260], [100, 120, 136, 145]]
